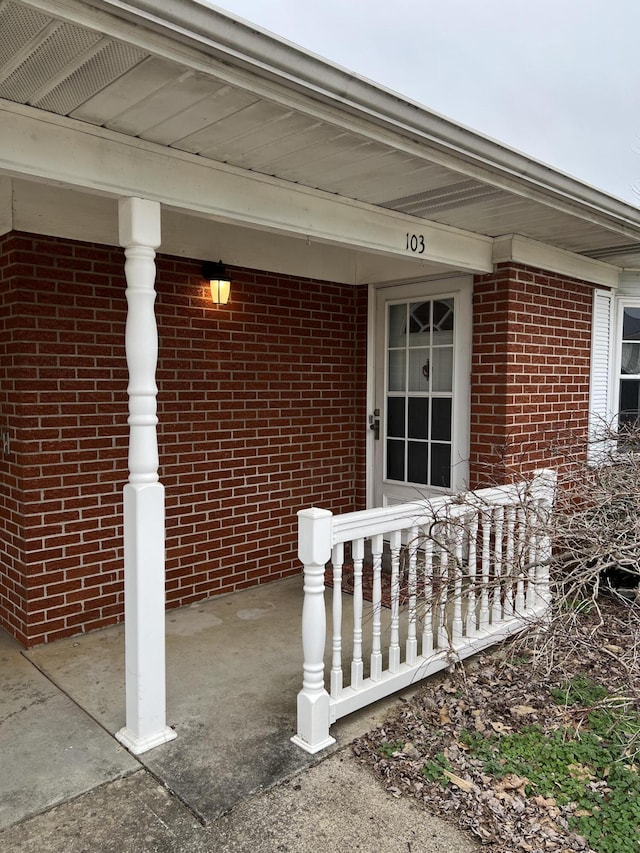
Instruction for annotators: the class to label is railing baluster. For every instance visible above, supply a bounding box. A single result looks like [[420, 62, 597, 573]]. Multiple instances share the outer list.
[[389, 530, 402, 673], [406, 525, 418, 665], [536, 484, 554, 614], [351, 537, 364, 690], [492, 506, 504, 623], [504, 506, 515, 618], [370, 533, 383, 681], [515, 507, 526, 613], [479, 507, 491, 630], [330, 542, 344, 698], [437, 523, 449, 649], [526, 503, 537, 610], [421, 537, 434, 656], [451, 510, 464, 642], [465, 508, 478, 638]]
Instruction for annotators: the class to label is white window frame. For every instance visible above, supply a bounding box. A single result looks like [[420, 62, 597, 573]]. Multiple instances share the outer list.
[[590, 280, 640, 461]]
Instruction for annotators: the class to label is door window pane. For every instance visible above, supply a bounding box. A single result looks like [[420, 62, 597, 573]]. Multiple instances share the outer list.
[[408, 398, 428, 439], [408, 349, 430, 392], [408, 301, 431, 338], [430, 444, 451, 488], [432, 398, 452, 441], [433, 299, 454, 331], [408, 441, 428, 484], [388, 304, 407, 348], [431, 348, 453, 392], [388, 350, 405, 391], [386, 439, 404, 481], [387, 398, 405, 438]]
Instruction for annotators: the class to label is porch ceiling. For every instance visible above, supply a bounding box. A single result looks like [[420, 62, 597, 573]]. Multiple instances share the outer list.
[[2, 0, 640, 268]]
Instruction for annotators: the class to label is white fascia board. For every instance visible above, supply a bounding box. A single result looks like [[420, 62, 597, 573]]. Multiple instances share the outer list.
[[0, 177, 12, 236], [492, 234, 621, 289], [20, 0, 640, 244], [0, 102, 493, 273]]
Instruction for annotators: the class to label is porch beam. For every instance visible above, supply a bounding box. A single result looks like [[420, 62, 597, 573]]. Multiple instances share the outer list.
[[115, 196, 176, 756], [0, 102, 493, 274]]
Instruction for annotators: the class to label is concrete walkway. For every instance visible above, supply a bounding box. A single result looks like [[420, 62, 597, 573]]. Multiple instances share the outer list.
[[0, 577, 479, 852]]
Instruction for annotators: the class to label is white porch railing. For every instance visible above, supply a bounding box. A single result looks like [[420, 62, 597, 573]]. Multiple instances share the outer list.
[[291, 469, 556, 753]]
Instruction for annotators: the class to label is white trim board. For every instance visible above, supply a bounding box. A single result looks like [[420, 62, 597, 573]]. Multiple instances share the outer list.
[[493, 234, 620, 289]]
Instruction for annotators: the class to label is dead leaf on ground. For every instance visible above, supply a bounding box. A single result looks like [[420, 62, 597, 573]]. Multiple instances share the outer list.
[[441, 768, 477, 793], [496, 774, 529, 796], [510, 704, 537, 717]]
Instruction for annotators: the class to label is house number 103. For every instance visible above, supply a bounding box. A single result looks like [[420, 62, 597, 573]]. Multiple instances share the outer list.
[[405, 233, 425, 254]]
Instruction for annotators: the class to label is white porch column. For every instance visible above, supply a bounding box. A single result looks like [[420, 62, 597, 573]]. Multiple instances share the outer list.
[[115, 197, 177, 755]]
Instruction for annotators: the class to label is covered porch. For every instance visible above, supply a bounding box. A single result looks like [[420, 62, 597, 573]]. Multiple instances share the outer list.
[[3, 0, 640, 779], [1, 575, 432, 832]]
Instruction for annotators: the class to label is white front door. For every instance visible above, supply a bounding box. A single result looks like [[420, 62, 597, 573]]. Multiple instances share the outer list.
[[371, 277, 472, 507]]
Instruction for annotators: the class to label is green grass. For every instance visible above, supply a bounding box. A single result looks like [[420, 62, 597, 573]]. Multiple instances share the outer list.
[[377, 739, 404, 758], [457, 675, 640, 853]]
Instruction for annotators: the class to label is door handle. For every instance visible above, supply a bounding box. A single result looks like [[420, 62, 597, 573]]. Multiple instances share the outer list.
[[369, 411, 380, 440]]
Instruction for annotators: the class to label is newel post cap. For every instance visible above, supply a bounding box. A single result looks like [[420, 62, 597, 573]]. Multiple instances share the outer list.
[[297, 507, 332, 565], [119, 197, 161, 249]]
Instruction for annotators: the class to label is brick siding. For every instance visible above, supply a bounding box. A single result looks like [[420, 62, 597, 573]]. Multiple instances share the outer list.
[[0, 233, 367, 646], [470, 263, 593, 486]]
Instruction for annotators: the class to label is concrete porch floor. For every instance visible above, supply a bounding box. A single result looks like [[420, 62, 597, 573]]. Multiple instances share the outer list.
[[0, 575, 479, 852]]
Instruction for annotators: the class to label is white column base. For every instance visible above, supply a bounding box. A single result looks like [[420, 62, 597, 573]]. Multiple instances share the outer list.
[[116, 725, 177, 755], [290, 733, 336, 755]]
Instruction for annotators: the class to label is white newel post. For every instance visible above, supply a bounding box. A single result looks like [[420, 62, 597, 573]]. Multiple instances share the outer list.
[[115, 197, 177, 755], [291, 507, 335, 754], [533, 468, 557, 615]]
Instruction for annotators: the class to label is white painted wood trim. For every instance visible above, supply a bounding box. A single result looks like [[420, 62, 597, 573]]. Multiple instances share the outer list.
[[0, 176, 12, 235], [0, 102, 493, 273], [9, 180, 463, 286], [365, 283, 376, 508], [493, 234, 620, 288]]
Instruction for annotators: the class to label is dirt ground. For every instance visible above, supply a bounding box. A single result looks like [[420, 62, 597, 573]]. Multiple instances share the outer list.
[[353, 594, 640, 852]]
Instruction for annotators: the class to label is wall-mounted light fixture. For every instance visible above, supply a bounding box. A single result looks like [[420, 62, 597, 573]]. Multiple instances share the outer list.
[[202, 261, 231, 305]]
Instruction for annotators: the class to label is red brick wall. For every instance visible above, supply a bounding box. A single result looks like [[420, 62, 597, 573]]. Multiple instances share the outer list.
[[0, 233, 28, 644], [470, 263, 593, 486], [0, 233, 367, 646]]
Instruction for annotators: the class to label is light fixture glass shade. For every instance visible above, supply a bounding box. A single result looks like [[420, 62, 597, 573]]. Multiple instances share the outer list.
[[210, 278, 231, 304], [202, 261, 231, 304]]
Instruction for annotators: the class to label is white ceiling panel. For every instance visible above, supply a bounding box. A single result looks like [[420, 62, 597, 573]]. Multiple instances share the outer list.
[[142, 84, 259, 147], [70, 56, 184, 124], [180, 99, 293, 157]]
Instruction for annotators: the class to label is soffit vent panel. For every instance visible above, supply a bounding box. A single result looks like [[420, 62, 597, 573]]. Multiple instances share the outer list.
[[0, 2, 50, 67], [381, 179, 505, 216], [34, 41, 146, 115], [0, 5, 145, 115], [0, 22, 101, 103], [587, 242, 640, 259]]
